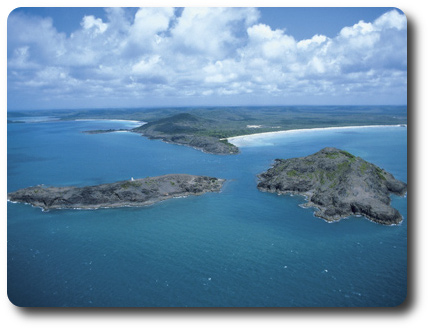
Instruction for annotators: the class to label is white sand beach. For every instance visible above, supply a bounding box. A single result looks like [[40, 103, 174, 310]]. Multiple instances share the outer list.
[[227, 124, 406, 147]]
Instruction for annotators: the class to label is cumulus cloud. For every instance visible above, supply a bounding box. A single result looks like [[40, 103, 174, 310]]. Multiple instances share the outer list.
[[297, 34, 327, 50], [170, 7, 259, 58], [245, 24, 297, 60], [7, 8, 407, 109], [81, 15, 108, 35]]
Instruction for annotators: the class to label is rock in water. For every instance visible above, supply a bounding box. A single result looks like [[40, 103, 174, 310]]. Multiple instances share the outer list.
[[257, 147, 407, 225], [7, 174, 225, 211]]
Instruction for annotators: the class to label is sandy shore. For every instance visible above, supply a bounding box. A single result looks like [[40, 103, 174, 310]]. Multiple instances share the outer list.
[[227, 124, 406, 147]]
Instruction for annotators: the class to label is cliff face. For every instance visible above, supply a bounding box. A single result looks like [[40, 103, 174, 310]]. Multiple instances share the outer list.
[[257, 147, 407, 225], [7, 174, 225, 211], [132, 113, 239, 155]]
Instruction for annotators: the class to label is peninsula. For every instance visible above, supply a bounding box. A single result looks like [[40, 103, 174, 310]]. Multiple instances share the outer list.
[[7, 174, 225, 211], [83, 113, 240, 154], [257, 147, 407, 225], [131, 113, 239, 155]]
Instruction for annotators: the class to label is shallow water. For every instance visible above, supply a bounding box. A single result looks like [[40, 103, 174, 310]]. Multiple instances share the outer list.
[[7, 119, 407, 307]]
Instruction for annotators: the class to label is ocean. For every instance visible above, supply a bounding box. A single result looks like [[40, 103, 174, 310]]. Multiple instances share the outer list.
[[7, 118, 407, 307]]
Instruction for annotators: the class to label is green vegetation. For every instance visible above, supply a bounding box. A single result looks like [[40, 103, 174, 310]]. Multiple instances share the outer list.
[[337, 161, 351, 173], [219, 139, 237, 149], [339, 150, 355, 159], [319, 172, 325, 184], [360, 162, 369, 174], [326, 152, 340, 159], [375, 167, 387, 181], [326, 171, 336, 181], [219, 139, 232, 145], [324, 150, 356, 160], [287, 170, 298, 177]]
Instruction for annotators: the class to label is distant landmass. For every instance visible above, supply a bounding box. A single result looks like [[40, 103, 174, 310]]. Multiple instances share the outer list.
[[7, 174, 225, 211], [257, 147, 407, 225], [8, 106, 407, 129], [72, 107, 407, 155]]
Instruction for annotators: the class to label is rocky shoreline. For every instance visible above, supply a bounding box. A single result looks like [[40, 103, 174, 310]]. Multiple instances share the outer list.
[[82, 128, 129, 134], [7, 174, 225, 211], [137, 133, 239, 155], [257, 147, 407, 225]]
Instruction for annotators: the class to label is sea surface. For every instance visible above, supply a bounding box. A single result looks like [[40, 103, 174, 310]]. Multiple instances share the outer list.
[[7, 118, 407, 307]]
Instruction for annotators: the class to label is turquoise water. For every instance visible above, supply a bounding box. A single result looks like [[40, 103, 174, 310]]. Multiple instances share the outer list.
[[7, 119, 407, 307]]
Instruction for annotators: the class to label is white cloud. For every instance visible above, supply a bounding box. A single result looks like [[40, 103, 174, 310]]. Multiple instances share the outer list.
[[309, 56, 326, 74], [171, 7, 259, 58], [81, 15, 108, 35], [297, 34, 327, 50], [130, 8, 174, 43], [374, 9, 407, 30], [340, 20, 374, 38], [246, 24, 296, 60], [131, 55, 162, 75], [7, 8, 407, 108], [7, 13, 66, 66]]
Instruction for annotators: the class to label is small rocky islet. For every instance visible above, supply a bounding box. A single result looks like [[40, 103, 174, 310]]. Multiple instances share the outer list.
[[7, 174, 225, 211], [257, 147, 407, 225]]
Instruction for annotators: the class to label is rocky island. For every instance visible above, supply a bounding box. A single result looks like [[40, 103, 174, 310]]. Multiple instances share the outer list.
[[7, 174, 225, 211], [257, 147, 407, 225]]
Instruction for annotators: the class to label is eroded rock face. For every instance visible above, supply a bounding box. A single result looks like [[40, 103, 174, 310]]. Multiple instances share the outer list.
[[257, 147, 407, 225], [7, 174, 225, 211]]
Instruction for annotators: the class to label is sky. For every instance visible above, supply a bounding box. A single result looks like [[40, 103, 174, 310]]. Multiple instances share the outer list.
[[7, 7, 407, 110]]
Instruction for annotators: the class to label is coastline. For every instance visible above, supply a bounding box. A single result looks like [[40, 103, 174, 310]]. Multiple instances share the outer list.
[[227, 124, 406, 146], [74, 119, 146, 125], [8, 191, 202, 212]]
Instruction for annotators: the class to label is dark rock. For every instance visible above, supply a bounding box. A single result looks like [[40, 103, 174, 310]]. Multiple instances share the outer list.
[[7, 174, 225, 211], [257, 147, 407, 225]]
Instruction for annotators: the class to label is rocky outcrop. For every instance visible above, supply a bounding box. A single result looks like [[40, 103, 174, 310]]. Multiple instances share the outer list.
[[7, 174, 225, 211], [257, 147, 407, 225]]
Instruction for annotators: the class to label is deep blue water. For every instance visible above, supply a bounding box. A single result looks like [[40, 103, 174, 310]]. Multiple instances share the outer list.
[[7, 119, 407, 307]]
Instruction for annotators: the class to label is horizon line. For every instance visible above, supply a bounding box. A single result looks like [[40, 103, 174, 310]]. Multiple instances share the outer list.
[[7, 104, 408, 112]]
